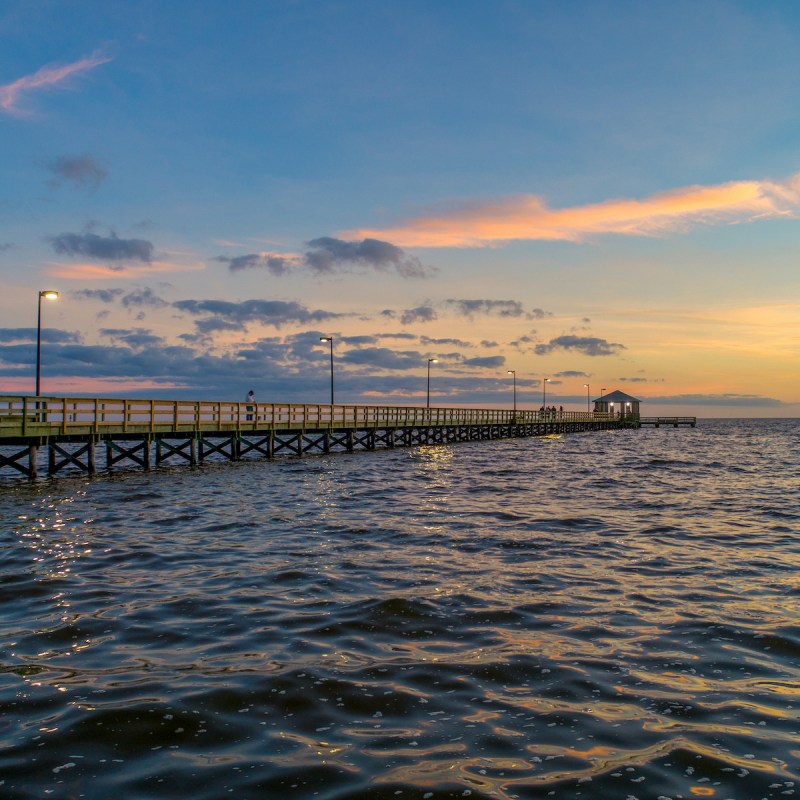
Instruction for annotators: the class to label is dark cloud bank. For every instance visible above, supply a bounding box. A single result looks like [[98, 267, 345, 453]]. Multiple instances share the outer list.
[[1, 325, 790, 411], [535, 335, 625, 357], [215, 237, 431, 279], [50, 231, 154, 263]]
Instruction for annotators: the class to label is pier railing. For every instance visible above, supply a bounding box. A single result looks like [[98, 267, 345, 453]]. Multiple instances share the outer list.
[[0, 395, 618, 439]]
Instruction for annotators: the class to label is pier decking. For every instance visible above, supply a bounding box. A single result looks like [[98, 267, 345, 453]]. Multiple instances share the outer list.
[[639, 416, 697, 427], [0, 394, 650, 480]]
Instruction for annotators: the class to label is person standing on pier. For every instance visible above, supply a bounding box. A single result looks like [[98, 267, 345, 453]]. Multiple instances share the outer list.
[[246, 390, 255, 421]]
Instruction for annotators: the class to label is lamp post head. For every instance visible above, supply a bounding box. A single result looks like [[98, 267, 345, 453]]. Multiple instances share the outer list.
[[40, 290, 59, 300], [319, 336, 332, 343], [428, 358, 438, 364], [507, 370, 515, 375]]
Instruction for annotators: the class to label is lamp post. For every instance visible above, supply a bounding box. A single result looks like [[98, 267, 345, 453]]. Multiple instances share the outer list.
[[319, 336, 334, 405], [600, 387, 606, 414], [583, 383, 590, 414], [36, 290, 59, 396], [507, 370, 516, 413], [542, 377, 550, 408], [426, 358, 438, 409]]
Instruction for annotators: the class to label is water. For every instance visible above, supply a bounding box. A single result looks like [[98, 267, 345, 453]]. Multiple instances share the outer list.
[[1, 419, 799, 799]]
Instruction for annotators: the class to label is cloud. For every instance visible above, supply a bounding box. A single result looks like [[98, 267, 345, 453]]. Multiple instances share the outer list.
[[194, 318, 249, 335], [462, 355, 506, 368], [0, 242, 13, 253], [376, 332, 418, 340], [420, 336, 473, 348], [445, 299, 550, 319], [0, 327, 81, 344], [47, 154, 107, 190], [341, 335, 379, 346], [121, 288, 169, 308], [173, 298, 344, 330], [344, 173, 800, 247], [390, 299, 552, 327], [50, 231, 154, 263], [342, 347, 425, 370], [534, 335, 625, 357], [51, 259, 202, 280], [400, 305, 438, 325], [100, 328, 166, 349], [72, 288, 124, 303], [214, 252, 299, 275], [305, 237, 430, 278], [509, 334, 538, 350], [555, 370, 590, 378], [215, 237, 431, 279], [0, 53, 111, 116]]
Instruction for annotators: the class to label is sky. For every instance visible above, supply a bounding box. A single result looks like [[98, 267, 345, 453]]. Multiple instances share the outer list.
[[1, 0, 799, 417]]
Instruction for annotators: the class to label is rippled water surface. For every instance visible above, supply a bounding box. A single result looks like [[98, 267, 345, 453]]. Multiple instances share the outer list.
[[2, 419, 799, 799]]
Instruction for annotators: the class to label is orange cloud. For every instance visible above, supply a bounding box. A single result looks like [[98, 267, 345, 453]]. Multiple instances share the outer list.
[[49, 259, 205, 280], [344, 174, 800, 247], [0, 53, 111, 115]]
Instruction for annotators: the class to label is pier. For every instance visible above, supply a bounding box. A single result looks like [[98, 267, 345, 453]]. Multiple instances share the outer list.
[[0, 394, 654, 480], [639, 416, 697, 427]]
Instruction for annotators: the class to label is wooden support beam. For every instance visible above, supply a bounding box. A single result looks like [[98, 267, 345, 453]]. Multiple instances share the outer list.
[[48, 442, 94, 476], [0, 447, 37, 478], [198, 436, 236, 462], [106, 439, 149, 470], [238, 435, 273, 459], [87, 439, 96, 475], [156, 438, 195, 465]]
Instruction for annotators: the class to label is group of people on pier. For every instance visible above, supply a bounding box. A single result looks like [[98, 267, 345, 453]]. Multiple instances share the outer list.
[[539, 405, 563, 419]]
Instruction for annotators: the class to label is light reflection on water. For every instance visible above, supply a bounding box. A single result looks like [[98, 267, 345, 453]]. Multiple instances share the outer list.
[[0, 418, 799, 799]]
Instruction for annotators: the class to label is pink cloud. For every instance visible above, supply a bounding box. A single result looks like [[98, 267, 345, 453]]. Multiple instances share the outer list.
[[49, 259, 205, 280], [0, 53, 111, 115], [0, 377, 188, 395], [344, 174, 800, 247]]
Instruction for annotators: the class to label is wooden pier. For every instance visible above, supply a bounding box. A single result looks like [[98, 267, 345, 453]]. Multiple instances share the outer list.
[[639, 416, 697, 427], [0, 395, 645, 480]]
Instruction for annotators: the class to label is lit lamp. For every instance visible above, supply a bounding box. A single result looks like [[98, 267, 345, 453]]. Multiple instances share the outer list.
[[36, 290, 59, 396], [426, 358, 438, 409], [542, 377, 550, 407], [319, 336, 334, 404], [507, 370, 516, 413]]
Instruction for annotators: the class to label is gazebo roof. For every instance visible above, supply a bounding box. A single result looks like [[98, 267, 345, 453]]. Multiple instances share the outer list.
[[593, 389, 641, 403]]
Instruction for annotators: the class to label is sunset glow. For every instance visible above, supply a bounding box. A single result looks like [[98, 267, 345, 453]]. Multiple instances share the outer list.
[[1, 2, 798, 417]]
